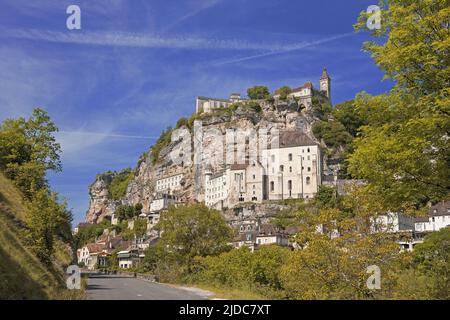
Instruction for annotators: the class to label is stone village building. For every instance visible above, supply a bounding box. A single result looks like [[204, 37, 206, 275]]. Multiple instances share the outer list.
[[204, 130, 322, 209]]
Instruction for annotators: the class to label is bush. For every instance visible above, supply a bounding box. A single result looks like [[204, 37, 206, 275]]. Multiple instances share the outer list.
[[312, 120, 353, 149], [108, 169, 134, 200], [277, 86, 292, 100], [151, 127, 173, 164], [247, 86, 270, 100], [193, 245, 290, 297]]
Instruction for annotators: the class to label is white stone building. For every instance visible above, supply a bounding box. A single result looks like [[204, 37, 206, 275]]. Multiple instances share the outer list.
[[204, 160, 265, 209], [255, 224, 289, 246], [196, 93, 245, 113], [77, 243, 105, 270], [262, 131, 321, 200], [273, 68, 331, 108], [372, 212, 415, 233], [414, 201, 450, 232], [156, 174, 183, 192], [150, 193, 177, 213]]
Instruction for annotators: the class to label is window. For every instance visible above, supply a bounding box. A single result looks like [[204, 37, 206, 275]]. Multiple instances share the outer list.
[[288, 153, 293, 161], [307, 155, 310, 160], [253, 174, 256, 179], [288, 180, 292, 190], [306, 177, 311, 185], [307, 167, 311, 172], [307, 148, 310, 153], [280, 165, 284, 172], [270, 181, 275, 192], [271, 155, 275, 162], [289, 166, 292, 172]]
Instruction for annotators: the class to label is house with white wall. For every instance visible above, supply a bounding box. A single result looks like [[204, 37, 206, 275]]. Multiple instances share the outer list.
[[262, 131, 321, 200], [196, 93, 245, 113], [414, 201, 450, 232], [156, 174, 183, 192]]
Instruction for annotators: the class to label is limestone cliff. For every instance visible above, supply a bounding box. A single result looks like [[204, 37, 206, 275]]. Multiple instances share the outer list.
[[85, 100, 334, 223]]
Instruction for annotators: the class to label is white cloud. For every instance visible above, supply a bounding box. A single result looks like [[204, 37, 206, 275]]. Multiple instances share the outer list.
[[212, 32, 356, 65], [2, 28, 354, 54]]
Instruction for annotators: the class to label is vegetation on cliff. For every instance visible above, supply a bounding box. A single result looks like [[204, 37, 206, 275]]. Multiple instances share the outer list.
[[108, 168, 134, 200]]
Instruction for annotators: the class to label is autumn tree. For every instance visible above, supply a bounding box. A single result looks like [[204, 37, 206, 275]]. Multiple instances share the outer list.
[[281, 187, 401, 299], [348, 0, 450, 211]]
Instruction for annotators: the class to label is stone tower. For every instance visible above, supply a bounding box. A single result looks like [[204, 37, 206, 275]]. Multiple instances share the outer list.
[[320, 68, 331, 103]]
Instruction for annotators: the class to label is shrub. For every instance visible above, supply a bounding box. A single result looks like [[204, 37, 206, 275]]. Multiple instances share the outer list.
[[108, 169, 134, 200], [247, 86, 270, 99]]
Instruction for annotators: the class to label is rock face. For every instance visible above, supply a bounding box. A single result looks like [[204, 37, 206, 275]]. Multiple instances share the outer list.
[[85, 174, 117, 224], [85, 100, 330, 223]]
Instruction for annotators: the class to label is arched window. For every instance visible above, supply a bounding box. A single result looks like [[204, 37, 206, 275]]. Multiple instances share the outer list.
[[306, 177, 311, 185], [270, 181, 275, 192]]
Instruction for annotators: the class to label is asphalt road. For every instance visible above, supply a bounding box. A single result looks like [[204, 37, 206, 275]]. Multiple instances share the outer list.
[[86, 274, 209, 300]]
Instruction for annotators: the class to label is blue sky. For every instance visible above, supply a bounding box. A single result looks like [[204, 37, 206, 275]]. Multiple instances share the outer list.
[[0, 0, 393, 226]]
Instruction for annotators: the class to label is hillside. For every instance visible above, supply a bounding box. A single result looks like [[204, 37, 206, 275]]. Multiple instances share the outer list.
[[0, 173, 74, 299]]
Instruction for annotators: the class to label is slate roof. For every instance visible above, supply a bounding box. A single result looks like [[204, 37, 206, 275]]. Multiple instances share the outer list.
[[428, 201, 450, 217], [268, 131, 317, 149]]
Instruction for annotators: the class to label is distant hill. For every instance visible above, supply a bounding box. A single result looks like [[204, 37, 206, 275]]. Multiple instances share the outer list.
[[0, 173, 74, 299]]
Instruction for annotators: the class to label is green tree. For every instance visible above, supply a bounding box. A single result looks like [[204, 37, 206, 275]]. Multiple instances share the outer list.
[[332, 100, 367, 137], [108, 169, 134, 200], [312, 120, 353, 150], [277, 86, 292, 100], [349, 0, 450, 211], [410, 228, 450, 299], [27, 189, 72, 264], [0, 108, 62, 198], [155, 204, 234, 272], [115, 204, 139, 221], [247, 86, 270, 100], [314, 185, 339, 208]]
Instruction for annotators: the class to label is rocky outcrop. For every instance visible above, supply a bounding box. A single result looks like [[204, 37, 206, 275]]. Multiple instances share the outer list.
[[85, 173, 117, 224], [85, 99, 326, 223]]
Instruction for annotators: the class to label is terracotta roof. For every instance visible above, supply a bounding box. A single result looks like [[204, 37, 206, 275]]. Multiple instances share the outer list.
[[86, 243, 105, 253], [291, 81, 313, 92]]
